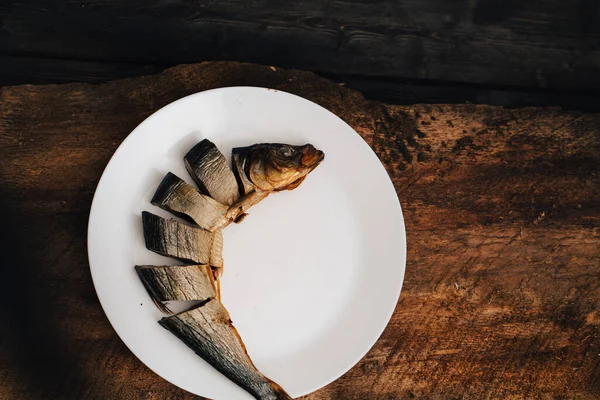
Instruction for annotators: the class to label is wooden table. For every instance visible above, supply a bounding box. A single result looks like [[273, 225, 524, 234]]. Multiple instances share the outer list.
[[1, 62, 599, 400], [3, 0, 600, 111]]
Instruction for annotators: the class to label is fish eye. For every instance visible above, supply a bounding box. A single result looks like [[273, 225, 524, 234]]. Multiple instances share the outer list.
[[280, 146, 294, 157]]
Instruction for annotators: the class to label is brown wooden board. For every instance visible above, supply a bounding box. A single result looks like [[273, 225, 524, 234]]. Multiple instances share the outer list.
[[2, 0, 600, 91], [0, 62, 599, 400], [3, 55, 600, 112], [0, 55, 165, 86]]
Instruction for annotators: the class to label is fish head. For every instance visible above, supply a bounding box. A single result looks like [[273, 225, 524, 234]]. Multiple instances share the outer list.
[[244, 143, 324, 191]]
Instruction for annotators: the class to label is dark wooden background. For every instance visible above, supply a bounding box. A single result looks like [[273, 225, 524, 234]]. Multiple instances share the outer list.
[[1, 0, 600, 110], [1, 61, 599, 400], [1, 2, 600, 399]]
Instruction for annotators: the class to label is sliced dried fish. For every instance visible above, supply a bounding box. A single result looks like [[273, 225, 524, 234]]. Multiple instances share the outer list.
[[137, 142, 324, 399], [159, 298, 291, 400], [135, 264, 216, 313], [173, 143, 325, 232], [142, 211, 216, 265], [184, 139, 240, 205], [151, 172, 229, 232]]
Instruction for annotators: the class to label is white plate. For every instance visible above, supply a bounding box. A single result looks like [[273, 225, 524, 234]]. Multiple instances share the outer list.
[[88, 87, 406, 399]]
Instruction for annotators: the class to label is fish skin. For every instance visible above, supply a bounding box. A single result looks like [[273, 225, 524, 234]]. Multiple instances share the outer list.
[[239, 143, 324, 192], [152, 172, 229, 232], [135, 265, 216, 313], [159, 299, 292, 400], [210, 229, 224, 269], [211, 265, 223, 301], [184, 139, 240, 206], [232, 148, 255, 196], [210, 230, 224, 299], [142, 211, 215, 265]]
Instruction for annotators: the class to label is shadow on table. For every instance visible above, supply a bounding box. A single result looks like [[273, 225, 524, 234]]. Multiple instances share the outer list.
[[0, 189, 120, 399]]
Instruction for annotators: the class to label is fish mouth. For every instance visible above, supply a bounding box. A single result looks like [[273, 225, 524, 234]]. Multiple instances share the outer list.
[[300, 145, 325, 167]]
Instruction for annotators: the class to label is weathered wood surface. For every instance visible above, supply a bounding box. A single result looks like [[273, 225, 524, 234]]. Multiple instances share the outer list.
[[0, 55, 164, 86], [0, 62, 599, 400], [3, 55, 600, 113], [2, 0, 600, 92]]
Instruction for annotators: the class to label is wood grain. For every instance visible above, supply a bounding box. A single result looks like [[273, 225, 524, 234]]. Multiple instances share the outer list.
[[0, 55, 164, 85], [0, 61, 599, 400], [2, 0, 600, 90], [3, 55, 600, 112]]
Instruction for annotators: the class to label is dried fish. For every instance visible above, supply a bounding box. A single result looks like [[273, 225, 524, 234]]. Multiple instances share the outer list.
[[142, 211, 216, 265], [138, 142, 324, 399], [232, 147, 254, 197], [212, 265, 223, 301], [210, 229, 224, 269], [210, 230, 224, 299], [159, 298, 291, 400], [226, 143, 324, 223], [234, 143, 323, 192], [184, 139, 240, 205], [135, 264, 216, 313], [175, 143, 325, 232], [151, 172, 229, 232]]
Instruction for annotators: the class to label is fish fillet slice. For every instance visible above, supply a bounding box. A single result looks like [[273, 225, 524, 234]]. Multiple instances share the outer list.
[[135, 264, 216, 313], [159, 299, 291, 400], [151, 172, 229, 232], [142, 211, 216, 265], [184, 139, 240, 206]]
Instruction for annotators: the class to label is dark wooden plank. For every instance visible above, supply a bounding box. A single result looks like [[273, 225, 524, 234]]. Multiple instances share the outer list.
[[1, 0, 600, 90], [0, 61, 599, 399], [3, 55, 600, 113], [333, 75, 600, 112], [0, 55, 164, 86]]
